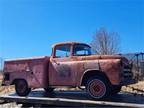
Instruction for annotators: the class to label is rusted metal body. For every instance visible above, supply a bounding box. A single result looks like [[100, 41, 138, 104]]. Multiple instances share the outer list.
[[49, 55, 124, 86], [2, 42, 134, 97], [3, 57, 50, 88]]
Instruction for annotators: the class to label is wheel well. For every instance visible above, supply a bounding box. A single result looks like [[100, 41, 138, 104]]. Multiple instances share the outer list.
[[81, 70, 111, 86], [12, 79, 26, 85]]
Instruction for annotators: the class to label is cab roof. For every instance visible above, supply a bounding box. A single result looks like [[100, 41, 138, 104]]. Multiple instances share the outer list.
[[52, 42, 90, 48]]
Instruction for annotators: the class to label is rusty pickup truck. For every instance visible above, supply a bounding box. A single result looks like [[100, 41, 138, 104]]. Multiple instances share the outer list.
[[2, 42, 134, 99]]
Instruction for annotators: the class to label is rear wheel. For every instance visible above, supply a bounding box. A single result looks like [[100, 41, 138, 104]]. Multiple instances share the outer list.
[[15, 79, 31, 96], [86, 76, 111, 99]]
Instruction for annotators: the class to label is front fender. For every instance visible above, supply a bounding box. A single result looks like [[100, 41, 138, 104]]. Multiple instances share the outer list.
[[99, 59, 123, 85]]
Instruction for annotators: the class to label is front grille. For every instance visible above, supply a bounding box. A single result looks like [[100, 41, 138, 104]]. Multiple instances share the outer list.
[[123, 69, 133, 78]]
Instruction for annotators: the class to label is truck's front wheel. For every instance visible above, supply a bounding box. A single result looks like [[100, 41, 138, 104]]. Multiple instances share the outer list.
[[86, 76, 110, 99], [15, 79, 31, 96]]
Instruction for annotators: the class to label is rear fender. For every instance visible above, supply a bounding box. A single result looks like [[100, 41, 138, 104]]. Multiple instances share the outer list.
[[3, 72, 28, 86]]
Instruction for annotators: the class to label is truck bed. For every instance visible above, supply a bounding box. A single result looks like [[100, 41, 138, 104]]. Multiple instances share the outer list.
[[3, 56, 50, 88]]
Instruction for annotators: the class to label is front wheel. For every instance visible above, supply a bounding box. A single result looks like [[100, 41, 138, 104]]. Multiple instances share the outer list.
[[86, 76, 110, 99], [15, 79, 31, 96]]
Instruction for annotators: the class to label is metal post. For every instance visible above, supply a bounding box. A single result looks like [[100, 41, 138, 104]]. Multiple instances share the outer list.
[[135, 54, 139, 80], [141, 52, 144, 60]]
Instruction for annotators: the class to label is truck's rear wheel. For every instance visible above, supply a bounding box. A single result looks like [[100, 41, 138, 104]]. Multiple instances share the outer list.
[[86, 76, 110, 99], [15, 79, 31, 96], [44, 88, 54, 93]]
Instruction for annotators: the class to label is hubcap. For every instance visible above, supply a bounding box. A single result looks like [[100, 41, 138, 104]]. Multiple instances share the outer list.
[[88, 79, 106, 98]]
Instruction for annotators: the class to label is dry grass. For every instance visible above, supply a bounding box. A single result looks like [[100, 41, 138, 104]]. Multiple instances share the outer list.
[[0, 80, 15, 95], [122, 81, 144, 94], [0, 80, 17, 108], [0, 72, 15, 95], [128, 81, 144, 90]]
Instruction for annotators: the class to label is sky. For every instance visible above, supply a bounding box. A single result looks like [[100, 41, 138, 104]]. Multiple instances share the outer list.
[[0, 0, 144, 60]]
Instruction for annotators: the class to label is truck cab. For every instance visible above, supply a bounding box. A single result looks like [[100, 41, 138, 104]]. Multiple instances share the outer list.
[[49, 42, 92, 86]]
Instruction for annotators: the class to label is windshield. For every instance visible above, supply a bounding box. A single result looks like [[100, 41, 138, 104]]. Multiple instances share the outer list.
[[73, 44, 92, 56]]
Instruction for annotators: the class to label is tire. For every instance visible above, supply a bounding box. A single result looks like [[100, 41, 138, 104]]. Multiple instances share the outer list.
[[44, 88, 54, 93], [86, 76, 111, 99], [111, 85, 122, 95], [15, 79, 31, 96]]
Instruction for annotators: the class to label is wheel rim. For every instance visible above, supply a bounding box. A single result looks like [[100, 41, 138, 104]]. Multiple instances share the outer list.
[[88, 79, 106, 98], [17, 81, 27, 94]]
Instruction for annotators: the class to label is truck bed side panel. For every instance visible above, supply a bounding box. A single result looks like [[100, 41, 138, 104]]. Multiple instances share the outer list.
[[3, 56, 50, 88]]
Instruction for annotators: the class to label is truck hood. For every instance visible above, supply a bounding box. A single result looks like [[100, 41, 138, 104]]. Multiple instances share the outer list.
[[82, 54, 125, 60], [83, 54, 130, 68]]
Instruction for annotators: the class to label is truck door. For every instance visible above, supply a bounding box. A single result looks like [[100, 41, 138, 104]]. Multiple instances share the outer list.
[[49, 44, 77, 86]]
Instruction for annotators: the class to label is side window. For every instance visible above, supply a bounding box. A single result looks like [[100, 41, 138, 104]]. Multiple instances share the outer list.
[[55, 44, 71, 58], [74, 44, 91, 56]]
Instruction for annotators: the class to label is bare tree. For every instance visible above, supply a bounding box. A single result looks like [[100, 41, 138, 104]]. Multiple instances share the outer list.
[[90, 28, 120, 55]]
